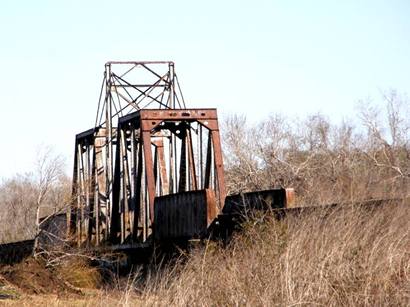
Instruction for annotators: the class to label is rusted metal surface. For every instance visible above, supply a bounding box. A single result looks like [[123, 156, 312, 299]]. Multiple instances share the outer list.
[[285, 188, 295, 208], [154, 189, 217, 240], [210, 189, 293, 241], [70, 62, 226, 247], [222, 188, 290, 215], [70, 127, 110, 246], [113, 108, 225, 244], [0, 240, 34, 264]]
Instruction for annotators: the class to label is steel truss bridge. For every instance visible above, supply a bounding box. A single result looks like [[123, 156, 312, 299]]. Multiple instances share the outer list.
[[71, 61, 226, 247]]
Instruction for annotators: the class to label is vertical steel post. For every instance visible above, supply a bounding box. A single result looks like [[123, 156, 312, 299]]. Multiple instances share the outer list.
[[105, 64, 113, 240], [169, 62, 175, 108], [142, 130, 156, 224]]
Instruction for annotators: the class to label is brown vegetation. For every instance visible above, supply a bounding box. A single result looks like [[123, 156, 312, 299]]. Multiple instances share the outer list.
[[2, 200, 408, 306], [138, 200, 410, 306]]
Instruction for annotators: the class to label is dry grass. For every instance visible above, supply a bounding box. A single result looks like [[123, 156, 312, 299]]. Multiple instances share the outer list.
[[55, 257, 102, 289], [1, 200, 409, 306], [139, 200, 410, 306], [0, 290, 143, 307]]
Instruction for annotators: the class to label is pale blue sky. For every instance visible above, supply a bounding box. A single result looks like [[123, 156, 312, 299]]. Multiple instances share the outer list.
[[1, 0, 409, 178]]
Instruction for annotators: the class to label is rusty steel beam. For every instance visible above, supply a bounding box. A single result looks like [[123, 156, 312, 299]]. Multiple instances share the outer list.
[[222, 188, 292, 215]]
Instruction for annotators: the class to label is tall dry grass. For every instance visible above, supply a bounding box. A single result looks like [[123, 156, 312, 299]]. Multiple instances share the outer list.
[[2, 202, 409, 306], [3, 201, 408, 306], [136, 200, 410, 306]]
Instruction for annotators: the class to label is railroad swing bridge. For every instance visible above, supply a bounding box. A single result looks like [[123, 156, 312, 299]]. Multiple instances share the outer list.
[[70, 61, 294, 249]]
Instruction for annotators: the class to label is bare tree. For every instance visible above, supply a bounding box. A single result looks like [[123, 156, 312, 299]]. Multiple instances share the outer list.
[[0, 174, 37, 242], [33, 145, 66, 252], [221, 90, 410, 205], [0, 146, 69, 245]]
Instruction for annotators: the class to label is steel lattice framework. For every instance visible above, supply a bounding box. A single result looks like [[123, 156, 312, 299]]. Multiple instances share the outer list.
[[71, 62, 226, 247]]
